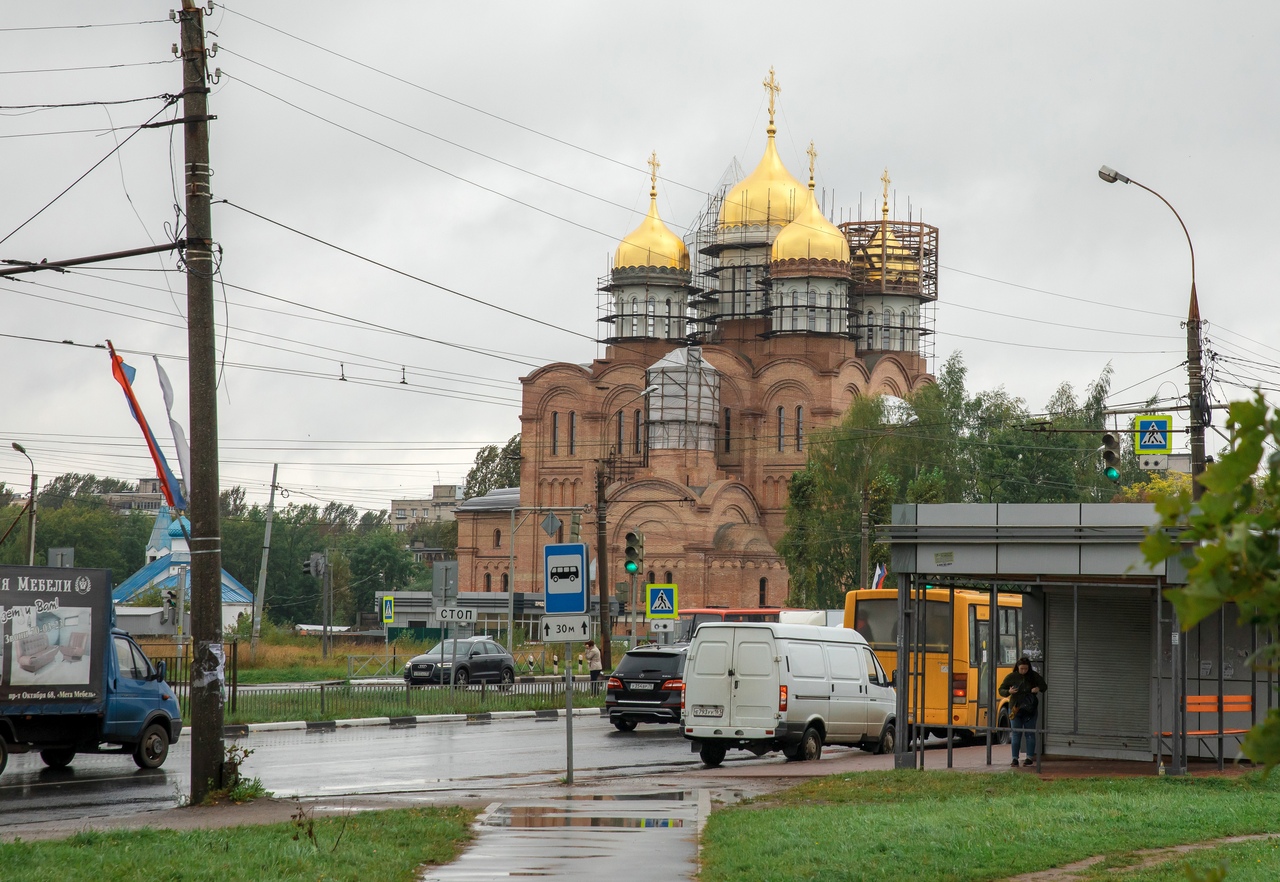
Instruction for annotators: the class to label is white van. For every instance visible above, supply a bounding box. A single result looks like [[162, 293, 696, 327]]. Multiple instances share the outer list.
[[682, 622, 896, 767]]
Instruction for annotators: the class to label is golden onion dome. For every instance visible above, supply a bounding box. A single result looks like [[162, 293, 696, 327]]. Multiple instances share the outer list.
[[772, 170, 850, 264], [718, 124, 805, 230], [614, 155, 690, 271]]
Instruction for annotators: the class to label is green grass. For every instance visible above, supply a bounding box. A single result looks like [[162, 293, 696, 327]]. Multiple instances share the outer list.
[[1078, 836, 1280, 881], [700, 771, 1280, 882], [0, 806, 475, 882]]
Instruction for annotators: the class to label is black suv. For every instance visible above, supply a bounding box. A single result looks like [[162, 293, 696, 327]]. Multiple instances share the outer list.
[[403, 638, 515, 686], [605, 643, 689, 731]]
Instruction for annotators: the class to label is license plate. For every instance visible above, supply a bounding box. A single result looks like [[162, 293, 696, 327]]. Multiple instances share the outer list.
[[692, 705, 723, 717], [629, 682, 655, 691]]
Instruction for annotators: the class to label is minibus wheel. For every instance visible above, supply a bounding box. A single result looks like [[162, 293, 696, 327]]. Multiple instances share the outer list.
[[699, 742, 727, 768]]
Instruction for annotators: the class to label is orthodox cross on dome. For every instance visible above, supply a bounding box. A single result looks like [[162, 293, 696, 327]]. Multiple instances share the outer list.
[[881, 166, 891, 217], [648, 150, 660, 197], [763, 67, 781, 127], [806, 141, 817, 189]]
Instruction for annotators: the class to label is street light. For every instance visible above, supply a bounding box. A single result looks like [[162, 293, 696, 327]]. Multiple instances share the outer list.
[[1097, 165, 1205, 500], [11, 443, 36, 566]]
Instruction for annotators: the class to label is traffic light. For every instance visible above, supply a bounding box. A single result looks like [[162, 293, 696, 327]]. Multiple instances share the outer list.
[[623, 530, 645, 575], [1100, 431, 1121, 483], [302, 552, 326, 577], [569, 512, 582, 541], [164, 589, 177, 609]]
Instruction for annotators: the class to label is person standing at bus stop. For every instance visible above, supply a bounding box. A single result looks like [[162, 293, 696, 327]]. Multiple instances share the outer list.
[[999, 657, 1047, 767], [584, 640, 603, 691]]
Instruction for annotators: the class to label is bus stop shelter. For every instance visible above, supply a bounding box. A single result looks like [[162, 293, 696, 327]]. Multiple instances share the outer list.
[[881, 503, 1275, 775]]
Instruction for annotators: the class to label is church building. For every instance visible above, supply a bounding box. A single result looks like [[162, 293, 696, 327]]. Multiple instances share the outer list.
[[454, 72, 937, 621]]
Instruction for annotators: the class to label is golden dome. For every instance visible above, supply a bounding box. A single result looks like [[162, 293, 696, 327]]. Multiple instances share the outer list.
[[614, 154, 690, 271], [771, 147, 850, 264], [718, 125, 805, 229]]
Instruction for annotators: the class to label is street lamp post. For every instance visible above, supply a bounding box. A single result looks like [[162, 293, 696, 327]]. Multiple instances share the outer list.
[[11, 443, 36, 566], [1097, 165, 1205, 501]]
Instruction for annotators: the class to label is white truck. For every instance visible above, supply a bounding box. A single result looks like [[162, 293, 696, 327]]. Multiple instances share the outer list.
[[682, 622, 896, 767]]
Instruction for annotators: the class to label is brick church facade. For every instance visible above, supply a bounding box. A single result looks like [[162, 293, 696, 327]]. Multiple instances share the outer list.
[[455, 73, 936, 623]]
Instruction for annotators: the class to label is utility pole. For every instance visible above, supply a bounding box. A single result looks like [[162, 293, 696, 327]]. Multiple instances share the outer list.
[[251, 464, 278, 657], [179, 0, 224, 803], [595, 460, 612, 670], [1186, 292, 1206, 501]]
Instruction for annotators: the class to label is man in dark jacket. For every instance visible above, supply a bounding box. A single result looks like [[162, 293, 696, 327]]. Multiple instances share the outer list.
[[999, 657, 1048, 767]]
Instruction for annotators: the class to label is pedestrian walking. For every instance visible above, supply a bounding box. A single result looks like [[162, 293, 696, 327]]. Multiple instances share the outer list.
[[999, 656, 1047, 767]]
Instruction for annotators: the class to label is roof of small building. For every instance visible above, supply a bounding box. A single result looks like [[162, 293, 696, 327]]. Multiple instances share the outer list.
[[113, 554, 254, 604], [456, 486, 521, 512]]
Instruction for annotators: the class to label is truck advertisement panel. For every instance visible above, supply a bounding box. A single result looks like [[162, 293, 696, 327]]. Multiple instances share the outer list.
[[0, 567, 111, 706]]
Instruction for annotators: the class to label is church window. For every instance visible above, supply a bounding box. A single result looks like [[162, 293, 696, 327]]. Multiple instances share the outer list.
[[759, 577, 768, 606], [807, 290, 816, 331], [882, 307, 893, 349], [493, 529, 502, 548], [629, 296, 639, 337], [795, 405, 804, 451], [569, 411, 577, 455], [551, 412, 559, 455], [866, 309, 877, 349], [501, 573, 509, 590], [665, 570, 673, 583], [900, 309, 909, 350], [665, 298, 673, 338], [776, 406, 785, 451], [723, 407, 731, 452], [484, 573, 492, 591], [647, 296, 656, 336], [616, 409, 624, 454], [647, 570, 655, 585], [633, 408, 643, 454], [557, 525, 564, 543]]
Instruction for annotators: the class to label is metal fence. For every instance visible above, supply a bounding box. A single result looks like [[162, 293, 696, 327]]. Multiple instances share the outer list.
[[159, 675, 605, 724]]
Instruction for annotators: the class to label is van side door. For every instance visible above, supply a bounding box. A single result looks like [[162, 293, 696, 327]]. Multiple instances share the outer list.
[[783, 640, 834, 737], [104, 635, 155, 740], [825, 642, 867, 742]]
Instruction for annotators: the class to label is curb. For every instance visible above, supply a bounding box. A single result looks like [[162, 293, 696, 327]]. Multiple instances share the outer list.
[[182, 706, 607, 738]]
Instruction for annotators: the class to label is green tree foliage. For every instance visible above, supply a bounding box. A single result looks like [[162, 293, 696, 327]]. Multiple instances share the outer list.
[[463, 434, 521, 499], [336, 529, 418, 622], [778, 356, 1120, 605], [0, 499, 150, 574], [37, 473, 134, 511], [1141, 392, 1280, 771]]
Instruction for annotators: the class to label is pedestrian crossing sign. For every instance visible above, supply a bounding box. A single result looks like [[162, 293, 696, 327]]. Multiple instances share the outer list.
[[1133, 414, 1173, 454], [646, 584, 678, 619]]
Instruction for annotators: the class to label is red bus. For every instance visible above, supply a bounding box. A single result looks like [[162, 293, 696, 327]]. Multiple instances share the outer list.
[[674, 607, 782, 642]]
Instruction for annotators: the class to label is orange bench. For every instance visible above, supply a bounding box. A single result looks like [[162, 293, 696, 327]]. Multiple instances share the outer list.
[[1162, 694, 1254, 760]]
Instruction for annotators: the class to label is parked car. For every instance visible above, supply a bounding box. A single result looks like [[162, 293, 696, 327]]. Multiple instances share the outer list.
[[403, 638, 516, 686], [605, 643, 689, 731]]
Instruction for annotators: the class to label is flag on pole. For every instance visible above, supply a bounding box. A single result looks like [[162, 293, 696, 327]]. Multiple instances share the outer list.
[[871, 562, 888, 591], [153, 355, 191, 489], [107, 341, 187, 511]]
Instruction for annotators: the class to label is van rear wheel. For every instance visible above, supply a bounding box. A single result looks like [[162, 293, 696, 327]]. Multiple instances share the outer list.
[[0, 740, 7, 776], [795, 726, 823, 762], [699, 742, 727, 768]]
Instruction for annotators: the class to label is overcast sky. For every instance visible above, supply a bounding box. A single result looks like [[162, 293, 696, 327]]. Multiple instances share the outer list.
[[2, 2, 1277, 515]]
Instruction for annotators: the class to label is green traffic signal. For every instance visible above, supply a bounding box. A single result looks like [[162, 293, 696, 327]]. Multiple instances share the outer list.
[[1103, 465, 1120, 482], [623, 530, 645, 575], [1100, 431, 1122, 483]]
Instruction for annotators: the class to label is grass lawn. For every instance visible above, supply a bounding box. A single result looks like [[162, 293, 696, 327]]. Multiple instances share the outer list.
[[0, 806, 475, 882], [700, 770, 1280, 882]]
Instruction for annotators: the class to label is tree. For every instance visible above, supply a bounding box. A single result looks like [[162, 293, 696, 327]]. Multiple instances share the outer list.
[[37, 473, 134, 511], [220, 485, 248, 518], [1141, 392, 1280, 771], [464, 434, 521, 500]]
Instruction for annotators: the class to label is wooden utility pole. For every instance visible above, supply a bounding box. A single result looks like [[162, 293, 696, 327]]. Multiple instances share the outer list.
[[179, 0, 224, 803], [595, 461, 612, 669], [251, 464, 279, 657]]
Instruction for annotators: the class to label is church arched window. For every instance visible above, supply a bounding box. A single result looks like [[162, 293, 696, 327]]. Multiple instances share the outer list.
[[807, 290, 816, 331], [776, 406, 785, 451], [629, 296, 639, 337], [882, 307, 893, 349], [900, 309, 909, 351], [484, 573, 492, 591], [647, 296, 656, 336], [759, 577, 768, 606], [616, 409, 624, 454], [866, 309, 876, 349], [550, 412, 559, 455], [723, 407, 731, 453], [568, 411, 577, 455], [665, 298, 673, 338], [501, 573, 509, 590], [493, 529, 502, 548], [795, 405, 804, 451], [633, 408, 643, 454]]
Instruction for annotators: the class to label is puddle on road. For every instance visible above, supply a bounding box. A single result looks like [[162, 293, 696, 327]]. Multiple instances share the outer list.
[[483, 792, 693, 829]]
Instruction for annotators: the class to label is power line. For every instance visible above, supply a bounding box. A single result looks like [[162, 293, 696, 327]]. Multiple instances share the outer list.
[[0, 59, 175, 76]]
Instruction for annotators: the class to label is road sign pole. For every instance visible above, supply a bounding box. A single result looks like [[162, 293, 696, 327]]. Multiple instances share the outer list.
[[629, 573, 637, 648], [564, 639, 574, 785]]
